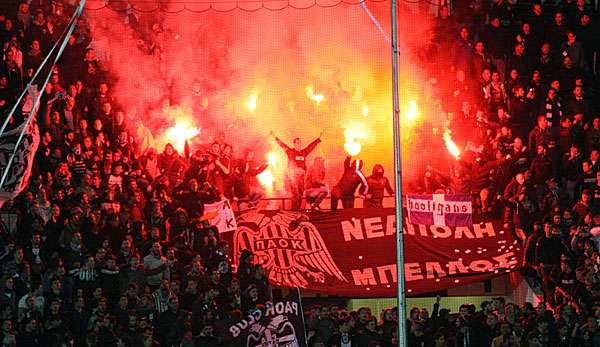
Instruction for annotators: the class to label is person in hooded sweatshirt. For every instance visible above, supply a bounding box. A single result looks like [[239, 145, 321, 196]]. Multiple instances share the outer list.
[[360, 164, 394, 208], [331, 156, 368, 212]]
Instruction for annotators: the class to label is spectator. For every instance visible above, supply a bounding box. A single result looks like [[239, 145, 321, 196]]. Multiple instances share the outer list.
[[331, 156, 368, 212], [272, 131, 322, 210], [535, 220, 563, 300], [143, 242, 168, 291], [304, 156, 329, 210], [361, 164, 394, 208], [562, 31, 586, 71], [506, 43, 529, 78], [233, 150, 267, 209]]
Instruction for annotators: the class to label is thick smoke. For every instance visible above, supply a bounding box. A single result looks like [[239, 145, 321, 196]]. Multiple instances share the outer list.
[[85, 1, 447, 191]]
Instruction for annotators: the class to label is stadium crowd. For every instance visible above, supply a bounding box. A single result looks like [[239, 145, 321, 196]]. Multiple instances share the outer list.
[[0, 0, 598, 346]]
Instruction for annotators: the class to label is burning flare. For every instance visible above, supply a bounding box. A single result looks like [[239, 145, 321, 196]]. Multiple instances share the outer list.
[[247, 91, 258, 112], [257, 151, 282, 194], [344, 138, 362, 156], [305, 85, 324, 106], [343, 123, 367, 156], [443, 130, 460, 158], [405, 100, 418, 122], [267, 152, 278, 166], [164, 120, 200, 153], [158, 104, 201, 153], [257, 169, 274, 193]]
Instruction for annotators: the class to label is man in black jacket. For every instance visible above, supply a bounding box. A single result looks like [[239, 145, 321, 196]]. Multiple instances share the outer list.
[[566, 85, 592, 120], [156, 296, 188, 347], [331, 156, 368, 212], [483, 17, 509, 81], [233, 150, 268, 209], [509, 85, 535, 140], [360, 164, 394, 208], [528, 116, 553, 157], [535, 220, 563, 301], [506, 43, 530, 78], [173, 179, 205, 218]]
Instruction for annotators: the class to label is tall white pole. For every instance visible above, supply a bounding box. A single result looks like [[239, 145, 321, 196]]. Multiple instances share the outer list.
[[391, 1, 407, 346]]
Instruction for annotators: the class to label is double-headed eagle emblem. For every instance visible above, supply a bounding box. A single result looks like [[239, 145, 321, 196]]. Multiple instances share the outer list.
[[234, 211, 347, 287]]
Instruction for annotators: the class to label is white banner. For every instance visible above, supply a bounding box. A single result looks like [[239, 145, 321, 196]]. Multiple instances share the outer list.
[[203, 199, 237, 233]]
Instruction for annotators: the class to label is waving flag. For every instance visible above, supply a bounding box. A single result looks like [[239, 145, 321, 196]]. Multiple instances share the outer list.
[[225, 288, 307, 347], [202, 199, 237, 233], [0, 119, 40, 208], [407, 194, 472, 227]]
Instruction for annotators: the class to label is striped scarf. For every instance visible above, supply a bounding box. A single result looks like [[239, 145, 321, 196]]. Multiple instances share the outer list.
[[152, 289, 171, 314]]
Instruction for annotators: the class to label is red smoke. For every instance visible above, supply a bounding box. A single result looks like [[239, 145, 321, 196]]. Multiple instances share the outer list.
[[85, 1, 456, 192]]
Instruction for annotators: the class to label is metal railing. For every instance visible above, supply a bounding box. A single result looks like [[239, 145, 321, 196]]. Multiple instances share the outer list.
[[234, 195, 397, 211]]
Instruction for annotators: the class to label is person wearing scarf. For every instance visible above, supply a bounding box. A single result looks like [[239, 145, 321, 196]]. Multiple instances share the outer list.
[[24, 40, 42, 72]]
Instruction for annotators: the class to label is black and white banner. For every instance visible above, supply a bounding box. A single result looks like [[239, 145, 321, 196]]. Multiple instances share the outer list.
[[0, 119, 39, 208], [226, 289, 307, 347]]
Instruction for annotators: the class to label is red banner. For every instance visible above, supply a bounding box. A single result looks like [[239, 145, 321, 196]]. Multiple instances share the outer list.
[[223, 208, 521, 297]]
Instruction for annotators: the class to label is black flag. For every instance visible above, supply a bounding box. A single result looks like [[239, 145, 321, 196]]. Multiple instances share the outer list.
[[225, 289, 307, 347]]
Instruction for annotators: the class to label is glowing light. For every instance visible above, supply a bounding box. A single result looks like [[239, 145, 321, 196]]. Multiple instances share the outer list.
[[164, 120, 200, 153], [443, 130, 460, 158], [305, 85, 324, 106], [344, 139, 361, 156], [157, 104, 201, 153], [258, 151, 282, 194], [247, 91, 257, 112], [257, 169, 274, 193], [362, 104, 369, 117], [343, 122, 367, 156], [267, 152, 278, 166], [405, 100, 418, 121]]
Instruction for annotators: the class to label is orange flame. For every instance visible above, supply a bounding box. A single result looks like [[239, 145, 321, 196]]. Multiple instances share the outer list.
[[443, 130, 460, 158], [267, 152, 278, 166], [257, 151, 282, 194], [164, 120, 200, 153], [343, 122, 367, 156], [247, 91, 258, 112], [344, 138, 362, 156], [257, 169, 274, 193], [305, 85, 324, 106], [157, 104, 201, 153], [404, 100, 418, 122]]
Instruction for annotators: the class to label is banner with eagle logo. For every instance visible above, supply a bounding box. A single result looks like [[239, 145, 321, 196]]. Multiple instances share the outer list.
[[225, 288, 307, 347], [223, 208, 521, 297]]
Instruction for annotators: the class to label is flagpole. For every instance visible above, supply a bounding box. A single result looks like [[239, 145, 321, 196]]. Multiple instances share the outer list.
[[296, 288, 309, 347], [391, 1, 407, 346]]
